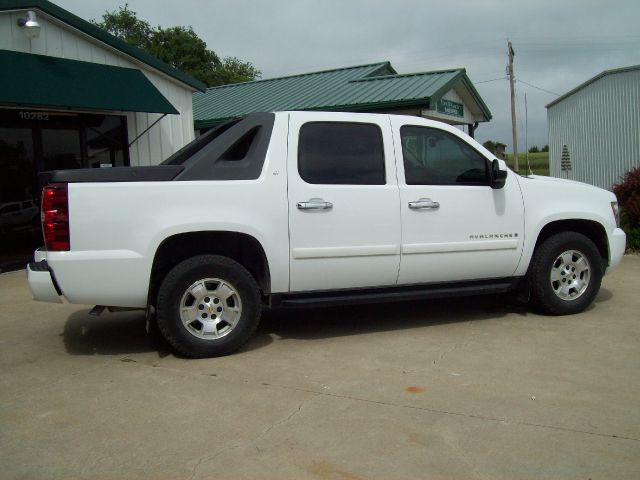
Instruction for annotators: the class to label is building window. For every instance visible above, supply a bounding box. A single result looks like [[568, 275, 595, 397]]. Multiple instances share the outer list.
[[86, 115, 129, 168], [298, 122, 385, 185], [0, 108, 129, 271], [0, 109, 129, 181]]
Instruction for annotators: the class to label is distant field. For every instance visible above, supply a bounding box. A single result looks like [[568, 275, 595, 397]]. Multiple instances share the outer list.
[[504, 152, 549, 175]]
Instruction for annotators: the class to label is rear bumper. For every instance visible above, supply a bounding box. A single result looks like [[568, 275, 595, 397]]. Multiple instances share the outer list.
[[27, 260, 62, 303], [606, 228, 626, 274]]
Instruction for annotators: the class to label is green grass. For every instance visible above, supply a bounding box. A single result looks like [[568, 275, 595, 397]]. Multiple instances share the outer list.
[[504, 152, 549, 175]]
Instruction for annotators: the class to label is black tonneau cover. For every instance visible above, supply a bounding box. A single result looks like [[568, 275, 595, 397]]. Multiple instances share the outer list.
[[41, 165, 184, 184]]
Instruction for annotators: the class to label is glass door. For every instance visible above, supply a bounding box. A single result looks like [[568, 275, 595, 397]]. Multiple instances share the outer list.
[[0, 127, 40, 271], [41, 128, 83, 171]]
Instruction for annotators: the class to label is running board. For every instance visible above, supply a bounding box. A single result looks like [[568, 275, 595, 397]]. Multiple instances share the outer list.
[[270, 278, 519, 308]]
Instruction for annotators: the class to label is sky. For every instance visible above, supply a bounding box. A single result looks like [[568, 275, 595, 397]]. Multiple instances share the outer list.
[[57, 0, 640, 151]]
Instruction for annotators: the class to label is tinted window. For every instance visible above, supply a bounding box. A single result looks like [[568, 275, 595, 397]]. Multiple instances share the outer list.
[[401, 126, 488, 185], [298, 122, 385, 185]]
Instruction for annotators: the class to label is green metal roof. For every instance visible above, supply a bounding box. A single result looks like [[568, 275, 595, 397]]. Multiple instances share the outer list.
[[0, 0, 206, 92], [0, 49, 178, 114], [193, 61, 492, 130]]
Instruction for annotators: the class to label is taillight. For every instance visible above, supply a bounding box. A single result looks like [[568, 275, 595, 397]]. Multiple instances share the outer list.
[[41, 183, 70, 251]]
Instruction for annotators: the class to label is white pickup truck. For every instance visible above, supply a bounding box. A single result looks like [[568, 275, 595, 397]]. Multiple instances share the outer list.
[[27, 111, 626, 357]]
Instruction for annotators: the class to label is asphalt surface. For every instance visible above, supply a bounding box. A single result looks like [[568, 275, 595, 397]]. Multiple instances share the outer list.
[[1, 255, 639, 479]]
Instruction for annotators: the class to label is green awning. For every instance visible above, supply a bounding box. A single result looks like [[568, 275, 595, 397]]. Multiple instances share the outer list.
[[0, 49, 178, 114]]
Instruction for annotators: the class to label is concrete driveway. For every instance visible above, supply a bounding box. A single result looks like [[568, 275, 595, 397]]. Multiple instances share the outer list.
[[1, 256, 639, 479]]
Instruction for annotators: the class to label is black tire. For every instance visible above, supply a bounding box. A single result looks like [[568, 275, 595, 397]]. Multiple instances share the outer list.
[[156, 255, 261, 358], [529, 232, 603, 315]]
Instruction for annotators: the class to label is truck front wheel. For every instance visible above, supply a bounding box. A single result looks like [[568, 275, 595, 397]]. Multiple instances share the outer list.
[[156, 255, 261, 358], [529, 232, 603, 315]]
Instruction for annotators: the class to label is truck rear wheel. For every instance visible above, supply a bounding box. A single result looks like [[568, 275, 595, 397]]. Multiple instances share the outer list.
[[529, 232, 603, 315], [156, 255, 261, 358]]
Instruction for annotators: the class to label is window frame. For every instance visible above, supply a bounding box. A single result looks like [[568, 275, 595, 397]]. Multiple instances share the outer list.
[[297, 120, 387, 186], [400, 125, 490, 187]]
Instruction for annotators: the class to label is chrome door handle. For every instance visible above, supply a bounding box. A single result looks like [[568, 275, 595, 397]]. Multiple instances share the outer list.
[[297, 198, 333, 210], [408, 198, 440, 210]]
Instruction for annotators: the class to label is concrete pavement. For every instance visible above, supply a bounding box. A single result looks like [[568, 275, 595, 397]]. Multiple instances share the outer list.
[[1, 255, 639, 479]]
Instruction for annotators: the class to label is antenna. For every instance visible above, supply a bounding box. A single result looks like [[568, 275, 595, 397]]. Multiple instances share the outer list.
[[525, 92, 533, 176]]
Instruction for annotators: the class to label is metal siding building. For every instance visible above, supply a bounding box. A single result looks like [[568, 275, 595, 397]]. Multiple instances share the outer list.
[[547, 66, 640, 190]]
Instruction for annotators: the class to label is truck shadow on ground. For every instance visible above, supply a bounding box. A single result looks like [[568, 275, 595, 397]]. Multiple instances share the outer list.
[[63, 310, 170, 357], [62, 288, 613, 357]]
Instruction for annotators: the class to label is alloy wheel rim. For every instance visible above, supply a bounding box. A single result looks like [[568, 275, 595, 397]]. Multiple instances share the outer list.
[[550, 250, 591, 301], [179, 278, 242, 340]]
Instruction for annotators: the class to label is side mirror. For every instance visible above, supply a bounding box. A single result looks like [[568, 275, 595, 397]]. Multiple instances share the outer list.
[[490, 159, 507, 189]]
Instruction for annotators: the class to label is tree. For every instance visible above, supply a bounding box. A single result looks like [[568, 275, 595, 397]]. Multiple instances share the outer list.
[[542, 145, 549, 152], [482, 140, 496, 152], [146, 26, 221, 86], [214, 57, 261, 86], [93, 4, 152, 48], [93, 5, 260, 87], [528, 145, 539, 153]]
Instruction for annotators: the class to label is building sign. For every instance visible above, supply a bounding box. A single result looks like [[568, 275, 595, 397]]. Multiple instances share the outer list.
[[436, 99, 464, 118]]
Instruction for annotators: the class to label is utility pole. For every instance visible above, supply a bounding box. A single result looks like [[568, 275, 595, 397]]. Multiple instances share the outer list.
[[508, 40, 519, 173]]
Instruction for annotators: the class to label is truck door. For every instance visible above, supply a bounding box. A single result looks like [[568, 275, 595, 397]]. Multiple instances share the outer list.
[[391, 117, 524, 285], [287, 112, 401, 292]]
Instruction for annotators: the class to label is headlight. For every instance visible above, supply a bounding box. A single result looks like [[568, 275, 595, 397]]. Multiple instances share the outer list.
[[611, 201, 620, 228]]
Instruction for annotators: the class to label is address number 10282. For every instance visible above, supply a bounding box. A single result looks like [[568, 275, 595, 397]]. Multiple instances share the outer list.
[[18, 111, 50, 121]]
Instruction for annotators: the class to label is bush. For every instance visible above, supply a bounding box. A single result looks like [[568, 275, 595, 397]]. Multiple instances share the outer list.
[[626, 227, 640, 251], [613, 166, 640, 228]]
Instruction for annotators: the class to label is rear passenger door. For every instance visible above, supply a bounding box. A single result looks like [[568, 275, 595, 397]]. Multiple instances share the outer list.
[[287, 113, 401, 292]]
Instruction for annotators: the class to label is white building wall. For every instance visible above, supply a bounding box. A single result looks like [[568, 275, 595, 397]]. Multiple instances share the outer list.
[[548, 70, 640, 190], [0, 9, 195, 166], [420, 88, 476, 125]]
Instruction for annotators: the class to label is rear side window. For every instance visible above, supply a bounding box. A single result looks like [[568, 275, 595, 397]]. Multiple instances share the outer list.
[[298, 122, 385, 185]]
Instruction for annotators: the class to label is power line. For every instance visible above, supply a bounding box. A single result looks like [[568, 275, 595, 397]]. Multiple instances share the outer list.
[[474, 76, 506, 84], [516, 79, 561, 96]]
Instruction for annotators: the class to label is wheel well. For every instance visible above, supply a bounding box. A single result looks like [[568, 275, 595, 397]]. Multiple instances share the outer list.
[[534, 220, 609, 266], [148, 231, 270, 305]]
